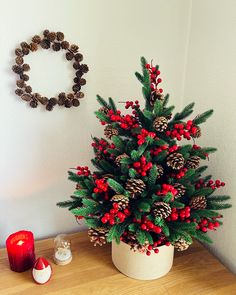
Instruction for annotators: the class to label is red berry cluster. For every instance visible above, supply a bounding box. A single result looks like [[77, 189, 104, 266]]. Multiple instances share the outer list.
[[145, 240, 171, 256], [150, 144, 169, 156], [125, 100, 140, 109], [133, 216, 162, 234], [195, 179, 225, 190], [196, 218, 220, 232], [166, 121, 198, 141], [101, 204, 131, 225], [145, 63, 163, 93], [166, 207, 191, 221], [106, 110, 139, 130], [76, 166, 90, 176], [92, 139, 115, 156], [133, 156, 153, 176], [137, 128, 156, 145], [93, 179, 108, 193], [192, 144, 201, 150], [156, 184, 178, 197], [170, 167, 188, 179]]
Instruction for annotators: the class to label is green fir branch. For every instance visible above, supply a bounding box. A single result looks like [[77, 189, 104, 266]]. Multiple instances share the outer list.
[[193, 109, 214, 125]]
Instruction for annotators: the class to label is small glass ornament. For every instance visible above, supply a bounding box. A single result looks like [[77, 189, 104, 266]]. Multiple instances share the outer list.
[[53, 234, 72, 265]]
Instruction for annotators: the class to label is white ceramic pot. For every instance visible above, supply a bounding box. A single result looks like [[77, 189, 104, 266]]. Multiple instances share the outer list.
[[112, 240, 174, 280]]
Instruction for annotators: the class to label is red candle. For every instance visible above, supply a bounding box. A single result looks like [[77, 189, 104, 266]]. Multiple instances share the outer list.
[[6, 230, 35, 272]]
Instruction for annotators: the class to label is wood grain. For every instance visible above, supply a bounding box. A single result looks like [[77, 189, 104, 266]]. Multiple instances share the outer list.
[[0, 232, 235, 295]]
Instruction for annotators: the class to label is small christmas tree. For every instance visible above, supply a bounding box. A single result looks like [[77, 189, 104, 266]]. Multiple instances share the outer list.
[[57, 57, 231, 255]]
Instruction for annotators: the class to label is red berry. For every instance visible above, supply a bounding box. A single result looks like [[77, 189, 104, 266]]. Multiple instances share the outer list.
[[165, 241, 171, 246], [148, 245, 153, 251], [101, 217, 107, 224], [201, 227, 208, 233], [154, 249, 159, 254], [141, 224, 147, 230], [146, 251, 151, 256], [214, 221, 220, 227], [155, 226, 162, 234], [113, 203, 119, 209]]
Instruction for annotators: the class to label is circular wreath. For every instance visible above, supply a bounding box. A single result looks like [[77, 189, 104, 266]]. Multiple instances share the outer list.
[[12, 29, 89, 111]]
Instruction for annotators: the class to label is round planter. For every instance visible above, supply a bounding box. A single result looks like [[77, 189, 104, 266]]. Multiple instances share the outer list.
[[112, 240, 174, 280]]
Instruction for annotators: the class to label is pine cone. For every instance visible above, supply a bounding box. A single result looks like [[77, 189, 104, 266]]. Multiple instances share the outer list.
[[32, 35, 41, 44], [40, 39, 50, 49], [16, 80, 25, 88], [153, 202, 172, 218], [70, 44, 79, 52], [20, 42, 29, 49], [115, 153, 129, 167], [173, 238, 191, 251], [192, 126, 201, 138], [20, 74, 29, 81], [72, 84, 81, 93], [22, 47, 30, 55], [104, 125, 118, 139], [125, 179, 146, 198], [167, 153, 185, 170], [37, 96, 48, 105], [88, 228, 108, 246], [80, 64, 89, 73], [72, 99, 80, 107], [30, 42, 38, 52], [150, 90, 164, 106], [66, 52, 74, 60], [47, 32, 56, 42], [15, 56, 24, 65], [80, 78, 86, 86], [12, 65, 23, 74], [15, 48, 23, 56], [29, 99, 38, 108], [49, 97, 58, 106], [156, 164, 164, 179], [61, 41, 70, 50], [43, 29, 50, 37], [189, 195, 207, 209], [186, 156, 201, 169], [75, 53, 83, 62], [173, 183, 186, 198], [153, 116, 168, 132], [22, 64, 30, 72], [21, 94, 32, 101], [99, 107, 109, 116], [76, 92, 84, 99], [25, 86, 32, 93], [56, 32, 64, 41], [15, 89, 23, 96], [111, 194, 129, 210], [123, 233, 149, 253], [52, 42, 61, 51]]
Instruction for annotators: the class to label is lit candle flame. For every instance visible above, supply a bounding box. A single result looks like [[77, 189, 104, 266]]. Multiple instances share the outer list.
[[16, 240, 24, 246]]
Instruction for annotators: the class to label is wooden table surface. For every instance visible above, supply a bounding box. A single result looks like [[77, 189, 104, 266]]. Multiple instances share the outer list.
[[0, 232, 235, 295]]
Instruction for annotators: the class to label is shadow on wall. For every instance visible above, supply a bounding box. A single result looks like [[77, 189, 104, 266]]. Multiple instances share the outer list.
[[0, 181, 86, 247]]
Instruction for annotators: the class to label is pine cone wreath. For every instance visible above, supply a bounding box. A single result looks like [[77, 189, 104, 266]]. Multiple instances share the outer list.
[[167, 153, 185, 170], [88, 228, 108, 246], [115, 153, 129, 167], [185, 156, 201, 169], [150, 90, 164, 106], [153, 202, 172, 218], [173, 238, 191, 251], [192, 126, 201, 138], [125, 179, 146, 198], [173, 183, 186, 198], [104, 125, 119, 139], [111, 194, 129, 210], [156, 165, 164, 178], [189, 195, 207, 209], [153, 116, 168, 132]]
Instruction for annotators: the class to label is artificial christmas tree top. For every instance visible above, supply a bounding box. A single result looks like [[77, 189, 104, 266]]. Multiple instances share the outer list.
[[58, 57, 231, 255]]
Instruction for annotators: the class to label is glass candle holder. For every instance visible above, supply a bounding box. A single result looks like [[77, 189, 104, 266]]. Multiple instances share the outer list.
[[53, 234, 72, 265], [6, 230, 35, 272]]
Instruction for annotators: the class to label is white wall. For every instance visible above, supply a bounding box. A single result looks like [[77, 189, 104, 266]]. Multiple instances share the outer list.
[[0, 0, 191, 246], [183, 0, 236, 273]]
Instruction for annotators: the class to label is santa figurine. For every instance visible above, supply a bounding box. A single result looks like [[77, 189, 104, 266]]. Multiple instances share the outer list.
[[32, 257, 52, 284]]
